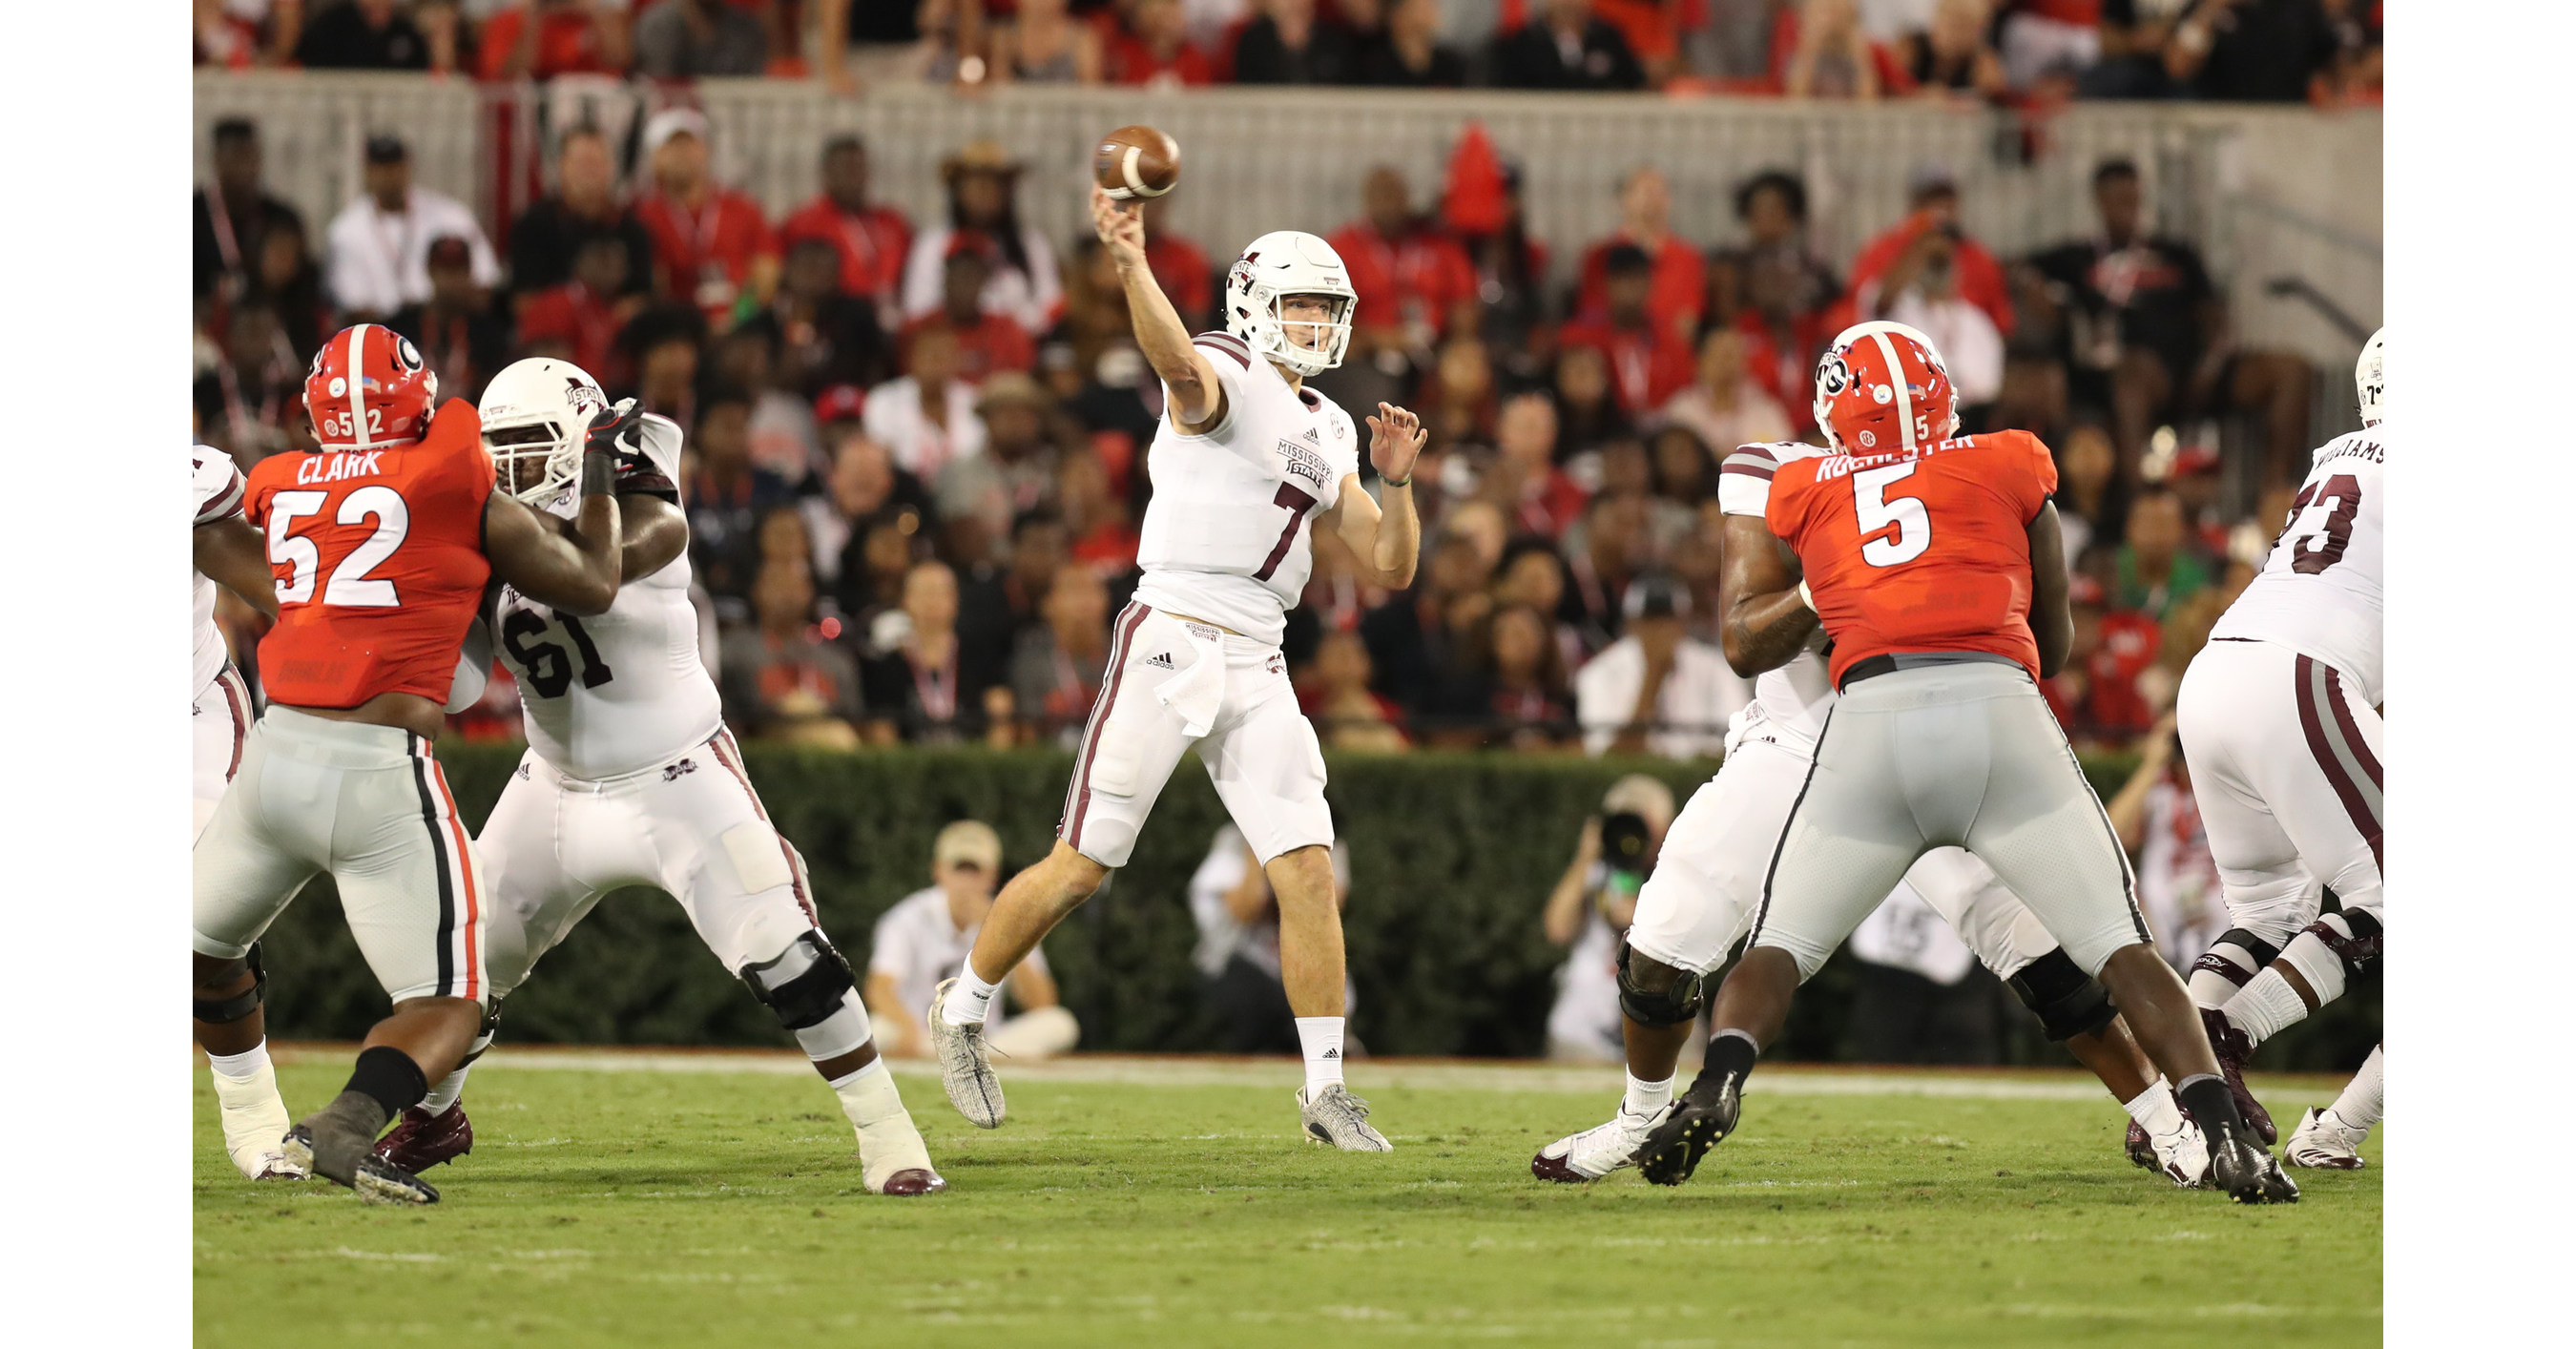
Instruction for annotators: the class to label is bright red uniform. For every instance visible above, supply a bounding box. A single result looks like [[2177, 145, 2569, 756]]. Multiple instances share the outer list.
[[1766, 428, 2059, 687], [243, 403, 495, 709]]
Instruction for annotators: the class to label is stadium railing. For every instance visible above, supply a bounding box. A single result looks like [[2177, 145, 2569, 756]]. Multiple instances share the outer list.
[[193, 73, 2379, 370]]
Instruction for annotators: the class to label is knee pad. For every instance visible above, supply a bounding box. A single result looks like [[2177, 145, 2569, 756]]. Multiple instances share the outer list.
[[193, 944, 266, 1026], [2004, 948, 2117, 1042], [1615, 941, 1706, 1028], [2292, 909, 2381, 986], [2187, 927, 2284, 993], [739, 931, 856, 1031]]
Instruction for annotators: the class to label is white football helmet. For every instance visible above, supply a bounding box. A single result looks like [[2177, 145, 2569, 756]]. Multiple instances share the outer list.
[[480, 357, 610, 504], [2355, 327, 2383, 427], [1224, 231, 1356, 378]]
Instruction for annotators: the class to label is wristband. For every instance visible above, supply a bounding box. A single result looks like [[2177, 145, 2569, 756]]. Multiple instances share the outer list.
[[1796, 579, 1815, 612], [581, 449, 615, 498], [1381, 474, 1411, 488]]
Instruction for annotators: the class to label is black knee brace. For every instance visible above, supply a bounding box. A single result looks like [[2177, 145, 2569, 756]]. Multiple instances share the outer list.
[[193, 944, 267, 1026], [1615, 941, 1706, 1028], [2305, 909, 2381, 978], [740, 932, 855, 1031], [2187, 927, 2283, 989], [2005, 948, 2118, 1042]]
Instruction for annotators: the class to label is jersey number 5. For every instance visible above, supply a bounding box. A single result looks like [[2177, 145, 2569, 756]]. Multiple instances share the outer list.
[[2279, 473, 2360, 575], [267, 487, 408, 607], [1853, 463, 1931, 568], [501, 609, 615, 698], [1252, 483, 1318, 582]]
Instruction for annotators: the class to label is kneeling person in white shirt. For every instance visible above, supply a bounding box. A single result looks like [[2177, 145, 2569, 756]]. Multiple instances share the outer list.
[[866, 821, 1077, 1060]]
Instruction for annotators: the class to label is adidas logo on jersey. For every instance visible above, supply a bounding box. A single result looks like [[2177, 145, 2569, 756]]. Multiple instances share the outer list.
[[1144, 652, 1176, 670], [1303, 427, 1320, 445]]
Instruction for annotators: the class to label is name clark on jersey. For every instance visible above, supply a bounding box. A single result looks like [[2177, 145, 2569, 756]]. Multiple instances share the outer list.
[[297, 450, 389, 485]]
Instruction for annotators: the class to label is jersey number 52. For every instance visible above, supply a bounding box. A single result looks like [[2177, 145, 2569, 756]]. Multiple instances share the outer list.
[[266, 487, 408, 607]]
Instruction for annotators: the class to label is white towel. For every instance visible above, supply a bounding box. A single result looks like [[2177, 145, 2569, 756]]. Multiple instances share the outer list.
[[1154, 620, 1229, 738]]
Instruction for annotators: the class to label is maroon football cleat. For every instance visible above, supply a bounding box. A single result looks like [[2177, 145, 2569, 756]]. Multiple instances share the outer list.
[[2125, 1119, 2155, 1171], [2198, 1007, 2276, 1145], [372, 1103, 474, 1173], [876, 1168, 948, 1196]]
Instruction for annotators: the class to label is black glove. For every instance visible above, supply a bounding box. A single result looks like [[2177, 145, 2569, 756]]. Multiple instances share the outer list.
[[583, 397, 644, 458]]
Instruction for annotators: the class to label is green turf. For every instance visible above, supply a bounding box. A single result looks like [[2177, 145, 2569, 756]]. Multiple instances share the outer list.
[[196, 1055, 2380, 1348]]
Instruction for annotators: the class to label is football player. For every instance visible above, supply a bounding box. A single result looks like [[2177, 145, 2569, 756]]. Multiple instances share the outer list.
[[192, 445, 303, 1181], [193, 324, 628, 1204], [2175, 330, 2384, 1145], [1531, 432, 2210, 1186], [2286, 1043, 2381, 1169], [928, 187, 1423, 1152], [1636, 322, 2295, 1203], [366, 358, 945, 1196]]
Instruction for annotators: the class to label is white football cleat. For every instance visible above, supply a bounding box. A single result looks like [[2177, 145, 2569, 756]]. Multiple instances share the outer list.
[[1298, 1083, 1392, 1152], [928, 977, 1006, 1129], [1531, 1104, 1670, 1184], [211, 1062, 306, 1181], [2142, 1118, 2212, 1189], [2286, 1107, 2371, 1170]]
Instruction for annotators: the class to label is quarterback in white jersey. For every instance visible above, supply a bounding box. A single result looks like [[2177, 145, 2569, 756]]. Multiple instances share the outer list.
[[1532, 440, 2208, 1189], [190, 445, 306, 1182], [366, 360, 944, 1197], [2175, 329, 2385, 1149], [928, 187, 1425, 1154]]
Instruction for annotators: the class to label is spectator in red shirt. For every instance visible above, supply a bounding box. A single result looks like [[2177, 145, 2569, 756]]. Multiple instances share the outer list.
[[779, 135, 913, 311], [1326, 165, 1480, 360], [904, 245, 1039, 384], [1483, 392, 1589, 541], [1139, 196, 1215, 334], [2049, 571, 2161, 745], [475, 0, 632, 81], [632, 107, 779, 328], [1840, 164, 2013, 338], [1575, 168, 1705, 347], [1558, 245, 1696, 416], [1099, 0, 1218, 87], [518, 235, 644, 388]]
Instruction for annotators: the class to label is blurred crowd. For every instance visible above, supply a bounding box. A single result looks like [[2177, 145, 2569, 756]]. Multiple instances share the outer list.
[[195, 88, 2337, 758], [199, 0, 2383, 107]]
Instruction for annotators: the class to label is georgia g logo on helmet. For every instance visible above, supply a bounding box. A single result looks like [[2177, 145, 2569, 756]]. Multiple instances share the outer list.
[[1817, 352, 1852, 398]]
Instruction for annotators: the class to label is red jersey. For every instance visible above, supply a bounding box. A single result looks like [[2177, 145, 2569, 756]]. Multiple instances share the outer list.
[[1766, 428, 2058, 687], [1574, 234, 1706, 344], [243, 404, 495, 710], [778, 197, 912, 306], [1324, 220, 1478, 340], [1557, 315, 1696, 413], [633, 189, 778, 322], [517, 280, 628, 386]]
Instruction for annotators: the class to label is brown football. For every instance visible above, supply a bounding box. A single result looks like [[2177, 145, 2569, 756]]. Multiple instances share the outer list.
[[1093, 125, 1180, 200]]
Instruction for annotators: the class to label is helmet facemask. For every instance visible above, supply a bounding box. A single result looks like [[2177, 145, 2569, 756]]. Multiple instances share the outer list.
[[1258, 291, 1353, 378], [485, 418, 583, 505]]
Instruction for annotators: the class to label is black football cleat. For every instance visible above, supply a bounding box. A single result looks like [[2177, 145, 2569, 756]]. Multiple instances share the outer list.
[[283, 1122, 442, 1207], [1636, 1068, 1742, 1187], [2199, 1007, 2276, 1145], [374, 1104, 474, 1173], [2204, 1122, 2299, 1205]]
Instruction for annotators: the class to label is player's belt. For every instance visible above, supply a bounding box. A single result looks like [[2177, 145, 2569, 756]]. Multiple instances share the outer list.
[[1838, 651, 2024, 692]]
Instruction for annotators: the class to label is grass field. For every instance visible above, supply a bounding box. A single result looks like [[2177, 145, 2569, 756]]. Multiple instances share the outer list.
[[195, 1048, 2381, 1348]]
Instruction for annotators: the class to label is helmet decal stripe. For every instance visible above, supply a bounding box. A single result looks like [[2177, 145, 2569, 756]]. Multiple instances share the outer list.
[[348, 323, 371, 450], [1867, 330, 1915, 454]]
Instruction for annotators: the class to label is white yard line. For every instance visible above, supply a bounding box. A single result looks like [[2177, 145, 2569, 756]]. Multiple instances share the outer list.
[[270, 1045, 2337, 1104]]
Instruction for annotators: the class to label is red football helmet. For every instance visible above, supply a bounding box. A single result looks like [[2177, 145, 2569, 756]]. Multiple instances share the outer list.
[[304, 322, 439, 450], [1812, 321, 1958, 455]]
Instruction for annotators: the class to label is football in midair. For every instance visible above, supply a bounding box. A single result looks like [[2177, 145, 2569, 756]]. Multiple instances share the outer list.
[[1094, 125, 1180, 200]]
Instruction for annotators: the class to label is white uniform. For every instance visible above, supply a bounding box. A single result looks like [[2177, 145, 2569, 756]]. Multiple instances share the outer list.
[[474, 417, 847, 1042], [192, 446, 255, 841], [1624, 443, 2069, 983], [2176, 425, 2385, 945], [867, 885, 1053, 1044], [1062, 331, 1356, 867]]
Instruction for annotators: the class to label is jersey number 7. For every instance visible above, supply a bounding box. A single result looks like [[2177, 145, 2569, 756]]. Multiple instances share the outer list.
[[1853, 463, 1931, 568], [1252, 483, 1318, 582]]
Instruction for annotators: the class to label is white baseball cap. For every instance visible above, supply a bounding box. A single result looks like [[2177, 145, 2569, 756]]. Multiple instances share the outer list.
[[643, 107, 710, 157]]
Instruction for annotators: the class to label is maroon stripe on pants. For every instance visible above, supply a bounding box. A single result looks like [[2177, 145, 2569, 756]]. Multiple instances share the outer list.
[[2294, 654, 2383, 873], [2322, 667, 2381, 788], [218, 666, 250, 781], [1063, 602, 1151, 852]]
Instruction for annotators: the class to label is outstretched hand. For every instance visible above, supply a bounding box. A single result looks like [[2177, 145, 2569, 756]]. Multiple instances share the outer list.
[[1365, 402, 1425, 484], [1090, 185, 1146, 267]]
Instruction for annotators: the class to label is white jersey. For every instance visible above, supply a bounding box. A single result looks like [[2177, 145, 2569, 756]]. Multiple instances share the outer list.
[[492, 416, 723, 780], [1715, 441, 1839, 756], [192, 446, 248, 700], [1132, 331, 1361, 646], [867, 885, 1049, 1034], [2207, 425, 2384, 707]]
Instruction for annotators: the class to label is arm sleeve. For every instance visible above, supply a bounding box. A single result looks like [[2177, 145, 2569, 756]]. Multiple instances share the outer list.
[[194, 446, 247, 525]]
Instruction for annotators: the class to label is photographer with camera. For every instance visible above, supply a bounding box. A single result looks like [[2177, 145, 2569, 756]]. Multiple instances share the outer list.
[[1543, 775, 1677, 1063]]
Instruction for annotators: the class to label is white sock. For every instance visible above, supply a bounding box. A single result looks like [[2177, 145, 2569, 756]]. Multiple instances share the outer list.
[[2122, 1079, 2184, 1135], [205, 1041, 272, 1082], [2328, 1046, 2384, 1131], [421, 1066, 470, 1115], [1296, 1017, 1345, 1092], [943, 965, 1002, 1027], [2223, 966, 2313, 1046], [1623, 1071, 1675, 1118]]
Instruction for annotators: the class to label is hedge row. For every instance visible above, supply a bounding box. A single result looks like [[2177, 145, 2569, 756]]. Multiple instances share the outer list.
[[255, 744, 2379, 1070]]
